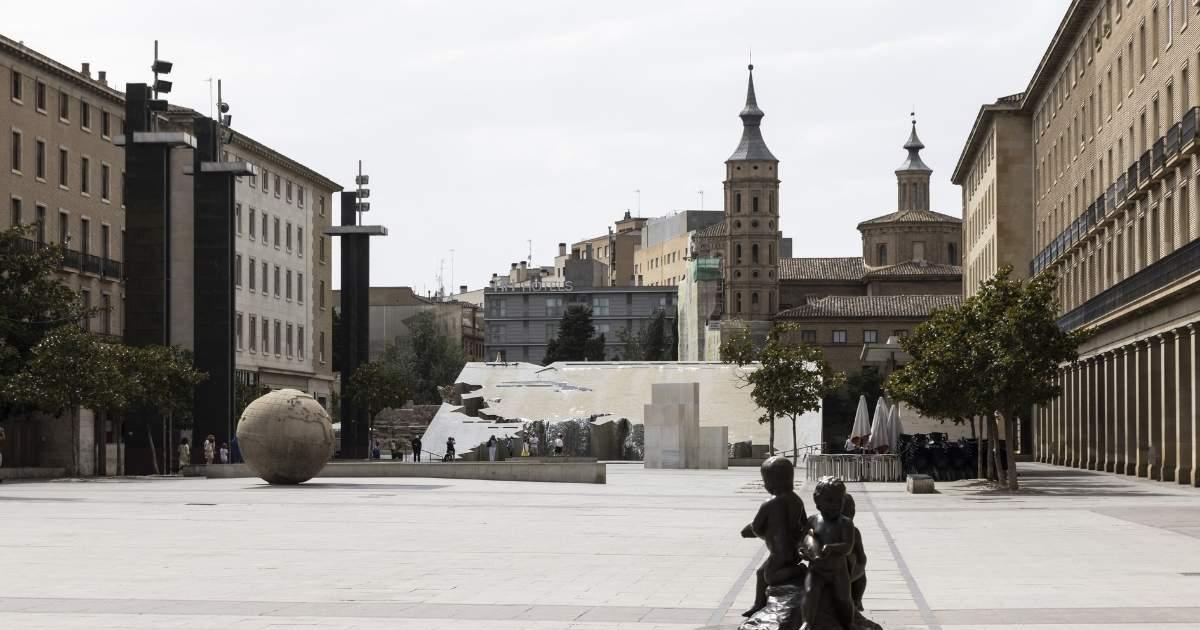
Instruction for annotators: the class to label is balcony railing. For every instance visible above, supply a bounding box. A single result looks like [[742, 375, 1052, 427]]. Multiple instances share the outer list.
[[102, 258, 122, 279], [1152, 136, 1166, 172], [82, 254, 102, 275], [1105, 183, 1116, 217], [1182, 106, 1199, 152], [1059, 235, 1200, 330], [1139, 150, 1152, 186], [1166, 122, 1182, 159], [1115, 174, 1127, 205], [61, 248, 80, 270]]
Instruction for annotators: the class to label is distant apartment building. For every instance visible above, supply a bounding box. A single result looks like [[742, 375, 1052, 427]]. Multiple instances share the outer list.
[[224, 131, 338, 405], [2, 36, 126, 339], [956, 0, 1200, 484], [334, 286, 484, 362], [484, 284, 676, 364], [633, 210, 723, 287], [571, 211, 646, 286]]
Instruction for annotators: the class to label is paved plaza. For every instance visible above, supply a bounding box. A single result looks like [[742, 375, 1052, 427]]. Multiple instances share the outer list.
[[1, 463, 1199, 629]]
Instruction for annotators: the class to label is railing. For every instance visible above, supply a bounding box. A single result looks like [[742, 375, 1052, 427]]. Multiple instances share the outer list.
[[1167, 122, 1182, 158], [1115, 174, 1127, 205], [1182, 107, 1199, 150], [1059, 235, 1200, 330], [102, 258, 122, 279], [805, 454, 903, 482], [1152, 136, 1166, 172], [1105, 183, 1116, 214], [1139, 150, 1152, 185], [61, 248, 80, 270], [82, 253, 102, 275], [1127, 161, 1139, 193]]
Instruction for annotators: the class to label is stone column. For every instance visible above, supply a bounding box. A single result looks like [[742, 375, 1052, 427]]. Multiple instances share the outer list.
[[1053, 369, 1063, 465], [1066, 363, 1077, 468], [1085, 357, 1096, 470], [1146, 338, 1162, 479], [1108, 351, 1119, 473], [1113, 348, 1127, 474], [1135, 340, 1149, 477], [1161, 332, 1178, 482], [1098, 353, 1108, 472], [1191, 324, 1200, 487], [1176, 325, 1193, 485]]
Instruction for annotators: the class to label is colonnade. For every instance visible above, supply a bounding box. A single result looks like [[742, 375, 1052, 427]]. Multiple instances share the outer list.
[[1036, 323, 1198, 485]]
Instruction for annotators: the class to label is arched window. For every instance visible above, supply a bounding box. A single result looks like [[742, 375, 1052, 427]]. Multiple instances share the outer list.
[[768, 292, 774, 312], [736, 292, 743, 313], [736, 193, 742, 213], [751, 292, 759, 311], [736, 243, 743, 263], [769, 192, 775, 213], [877, 243, 888, 265], [752, 243, 759, 263], [948, 242, 958, 265], [752, 196, 759, 213], [769, 243, 775, 264]]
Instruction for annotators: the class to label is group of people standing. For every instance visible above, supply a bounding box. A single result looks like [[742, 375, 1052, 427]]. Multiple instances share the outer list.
[[176, 434, 236, 473], [482, 432, 566, 461], [377, 436, 424, 461]]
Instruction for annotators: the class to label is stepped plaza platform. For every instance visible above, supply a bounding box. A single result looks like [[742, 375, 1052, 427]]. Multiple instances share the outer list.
[[0, 463, 1198, 628]]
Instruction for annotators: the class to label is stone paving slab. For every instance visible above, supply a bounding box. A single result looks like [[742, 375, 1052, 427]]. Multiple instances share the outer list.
[[0, 463, 1199, 628]]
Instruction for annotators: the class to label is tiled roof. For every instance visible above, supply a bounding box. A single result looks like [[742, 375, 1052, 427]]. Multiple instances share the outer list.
[[778, 257, 865, 281], [776, 294, 962, 319], [694, 222, 727, 237], [857, 208, 962, 227], [863, 261, 962, 278]]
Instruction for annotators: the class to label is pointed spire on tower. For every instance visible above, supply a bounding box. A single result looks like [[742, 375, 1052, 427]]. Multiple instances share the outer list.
[[896, 112, 931, 173], [728, 64, 776, 161]]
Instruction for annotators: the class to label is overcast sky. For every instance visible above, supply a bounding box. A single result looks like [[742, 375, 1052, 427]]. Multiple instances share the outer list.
[[7, 1, 1070, 293]]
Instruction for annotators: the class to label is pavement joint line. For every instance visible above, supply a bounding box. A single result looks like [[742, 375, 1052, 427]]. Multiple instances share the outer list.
[[708, 542, 766, 625], [857, 483, 941, 630]]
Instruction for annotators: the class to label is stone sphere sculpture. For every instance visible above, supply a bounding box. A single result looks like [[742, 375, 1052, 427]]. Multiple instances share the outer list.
[[236, 389, 334, 484]]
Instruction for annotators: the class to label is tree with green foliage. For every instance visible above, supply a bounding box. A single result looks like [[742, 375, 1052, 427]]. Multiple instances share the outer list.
[[745, 323, 844, 464], [615, 325, 642, 361], [888, 266, 1089, 490], [389, 310, 466, 404], [719, 320, 757, 365], [125, 344, 207, 424], [823, 367, 886, 451], [641, 309, 670, 360], [543, 304, 606, 364], [347, 359, 414, 423]]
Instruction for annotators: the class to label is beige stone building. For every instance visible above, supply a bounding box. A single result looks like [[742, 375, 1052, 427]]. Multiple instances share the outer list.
[[957, 0, 1200, 484], [571, 211, 646, 287], [953, 94, 1035, 296], [2, 35, 126, 338], [633, 210, 723, 287], [334, 286, 484, 363]]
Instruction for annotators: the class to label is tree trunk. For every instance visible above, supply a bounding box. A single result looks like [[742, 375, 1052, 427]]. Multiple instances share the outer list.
[[985, 413, 998, 482], [974, 415, 985, 479], [791, 416, 798, 466], [768, 409, 775, 454], [991, 413, 1006, 486], [1004, 411, 1020, 491], [70, 407, 79, 477]]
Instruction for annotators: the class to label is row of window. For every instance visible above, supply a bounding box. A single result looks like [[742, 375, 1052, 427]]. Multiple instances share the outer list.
[[238, 157, 309, 210], [233, 254, 318, 305], [9, 196, 119, 260], [235, 313, 324, 363], [795, 329, 908, 345], [79, 289, 116, 335], [9, 130, 118, 202], [486, 295, 673, 318], [732, 290, 775, 314], [9, 69, 120, 138], [489, 320, 629, 344], [732, 191, 776, 214], [233, 203, 316, 258]]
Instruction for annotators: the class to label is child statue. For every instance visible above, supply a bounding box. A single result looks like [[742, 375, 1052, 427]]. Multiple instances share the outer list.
[[740, 456, 808, 618], [841, 494, 868, 614], [800, 476, 856, 630]]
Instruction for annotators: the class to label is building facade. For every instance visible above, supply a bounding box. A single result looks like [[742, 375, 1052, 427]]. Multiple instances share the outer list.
[[2, 36, 126, 339], [633, 210, 723, 287], [335, 286, 484, 362], [959, 0, 1200, 484], [484, 285, 677, 364], [225, 132, 338, 405], [953, 94, 1034, 296], [571, 211, 646, 287]]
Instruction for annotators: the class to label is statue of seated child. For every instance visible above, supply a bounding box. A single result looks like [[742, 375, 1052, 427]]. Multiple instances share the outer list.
[[740, 456, 809, 619]]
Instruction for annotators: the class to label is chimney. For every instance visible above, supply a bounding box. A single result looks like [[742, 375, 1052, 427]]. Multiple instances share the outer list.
[[520, 261, 527, 269], [459, 285, 468, 294], [558, 242, 566, 257], [97, 71, 107, 85], [80, 62, 90, 78], [511, 263, 518, 269]]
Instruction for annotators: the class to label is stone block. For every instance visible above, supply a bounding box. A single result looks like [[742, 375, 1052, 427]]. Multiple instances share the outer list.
[[699, 426, 729, 469], [906, 473, 935, 494]]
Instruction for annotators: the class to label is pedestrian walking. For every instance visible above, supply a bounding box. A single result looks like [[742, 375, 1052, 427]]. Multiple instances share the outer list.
[[371, 441, 382, 460], [445, 436, 456, 461], [554, 434, 564, 457], [412, 435, 422, 462], [177, 438, 191, 474], [219, 442, 230, 464], [487, 435, 497, 462], [389, 440, 399, 461], [203, 434, 216, 465], [529, 432, 539, 456]]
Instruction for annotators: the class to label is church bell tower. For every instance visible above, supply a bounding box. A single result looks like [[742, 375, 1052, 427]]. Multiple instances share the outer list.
[[723, 64, 781, 319]]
